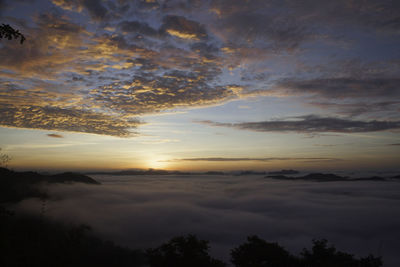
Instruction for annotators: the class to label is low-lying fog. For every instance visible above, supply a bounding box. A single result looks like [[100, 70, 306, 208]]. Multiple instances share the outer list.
[[14, 175, 400, 266]]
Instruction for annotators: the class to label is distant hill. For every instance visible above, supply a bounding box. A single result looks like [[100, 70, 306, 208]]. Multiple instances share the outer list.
[[268, 169, 299, 175], [88, 169, 191, 176], [0, 168, 99, 203], [234, 170, 266, 176], [0, 168, 99, 184], [266, 173, 346, 181], [266, 172, 398, 182]]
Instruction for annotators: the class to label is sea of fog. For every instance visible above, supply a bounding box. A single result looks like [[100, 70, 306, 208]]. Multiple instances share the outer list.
[[14, 174, 400, 266]]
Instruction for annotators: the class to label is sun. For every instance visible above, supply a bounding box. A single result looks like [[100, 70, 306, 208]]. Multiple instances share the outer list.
[[145, 156, 170, 170]]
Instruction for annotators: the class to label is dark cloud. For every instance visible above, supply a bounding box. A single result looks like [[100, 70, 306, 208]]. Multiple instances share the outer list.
[[161, 15, 207, 40], [216, 11, 308, 50], [168, 157, 340, 162], [80, 0, 108, 20], [0, 0, 6, 14], [14, 175, 400, 266], [118, 20, 159, 37], [160, 0, 203, 13], [52, 0, 108, 21], [190, 42, 219, 58], [276, 78, 400, 99], [106, 0, 130, 15], [337, 0, 400, 33], [272, 78, 400, 118], [51, 0, 81, 12], [270, 0, 400, 34], [206, 0, 400, 66], [47, 133, 64, 138], [198, 115, 400, 134], [307, 101, 400, 118], [141, 1, 161, 11], [36, 13, 84, 33]]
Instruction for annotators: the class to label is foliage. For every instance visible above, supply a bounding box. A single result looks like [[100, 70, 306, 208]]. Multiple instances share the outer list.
[[0, 213, 147, 267], [0, 211, 384, 267], [0, 24, 25, 44], [231, 236, 382, 267], [301, 239, 382, 267], [147, 234, 226, 267], [0, 148, 11, 167], [231, 235, 299, 267]]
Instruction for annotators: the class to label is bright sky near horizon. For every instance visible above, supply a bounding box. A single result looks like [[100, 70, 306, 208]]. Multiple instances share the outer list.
[[0, 0, 399, 171]]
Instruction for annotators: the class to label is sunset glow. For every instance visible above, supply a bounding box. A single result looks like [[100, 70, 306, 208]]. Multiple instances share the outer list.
[[2, 2, 400, 266], [0, 0, 399, 172]]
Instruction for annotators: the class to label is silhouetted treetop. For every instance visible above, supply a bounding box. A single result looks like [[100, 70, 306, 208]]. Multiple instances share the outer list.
[[231, 235, 298, 267], [147, 234, 226, 267], [301, 239, 382, 267], [231, 236, 382, 267], [0, 148, 11, 167], [0, 24, 25, 44]]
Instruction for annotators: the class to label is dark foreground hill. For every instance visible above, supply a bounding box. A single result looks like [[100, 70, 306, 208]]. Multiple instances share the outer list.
[[0, 211, 383, 267], [0, 213, 147, 267], [0, 168, 99, 184], [0, 168, 99, 203]]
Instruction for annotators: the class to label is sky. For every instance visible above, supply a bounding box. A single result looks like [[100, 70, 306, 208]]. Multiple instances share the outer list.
[[1, 0, 399, 171]]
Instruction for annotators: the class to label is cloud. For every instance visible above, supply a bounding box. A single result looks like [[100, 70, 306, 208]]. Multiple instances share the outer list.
[[13, 175, 400, 266], [254, 0, 400, 34], [197, 115, 400, 134], [47, 133, 64, 138], [0, 13, 91, 79], [0, 105, 140, 137], [161, 15, 207, 40], [167, 157, 340, 162], [80, 0, 108, 20], [1, 9, 247, 136], [276, 78, 400, 99], [214, 10, 308, 51], [0, 0, 6, 14], [272, 78, 400, 118], [52, 0, 108, 20], [52, 0, 81, 11], [2, 0, 400, 137], [307, 101, 400, 117], [88, 73, 244, 115], [118, 20, 159, 37]]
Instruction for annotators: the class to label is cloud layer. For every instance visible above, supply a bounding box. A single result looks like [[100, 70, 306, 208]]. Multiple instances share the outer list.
[[1, 0, 399, 136], [13, 175, 400, 266], [198, 116, 400, 134], [167, 157, 340, 162]]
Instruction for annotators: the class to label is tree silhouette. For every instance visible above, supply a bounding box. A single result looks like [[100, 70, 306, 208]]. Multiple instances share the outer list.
[[0, 24, 25, 44], [0, 214, 147, 267], [146, 234, 226, 267], [231, 236, 383, 267], [0, 148, 11, 167], [301, 239, 382, 267], [231, 235, 298, 267]]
